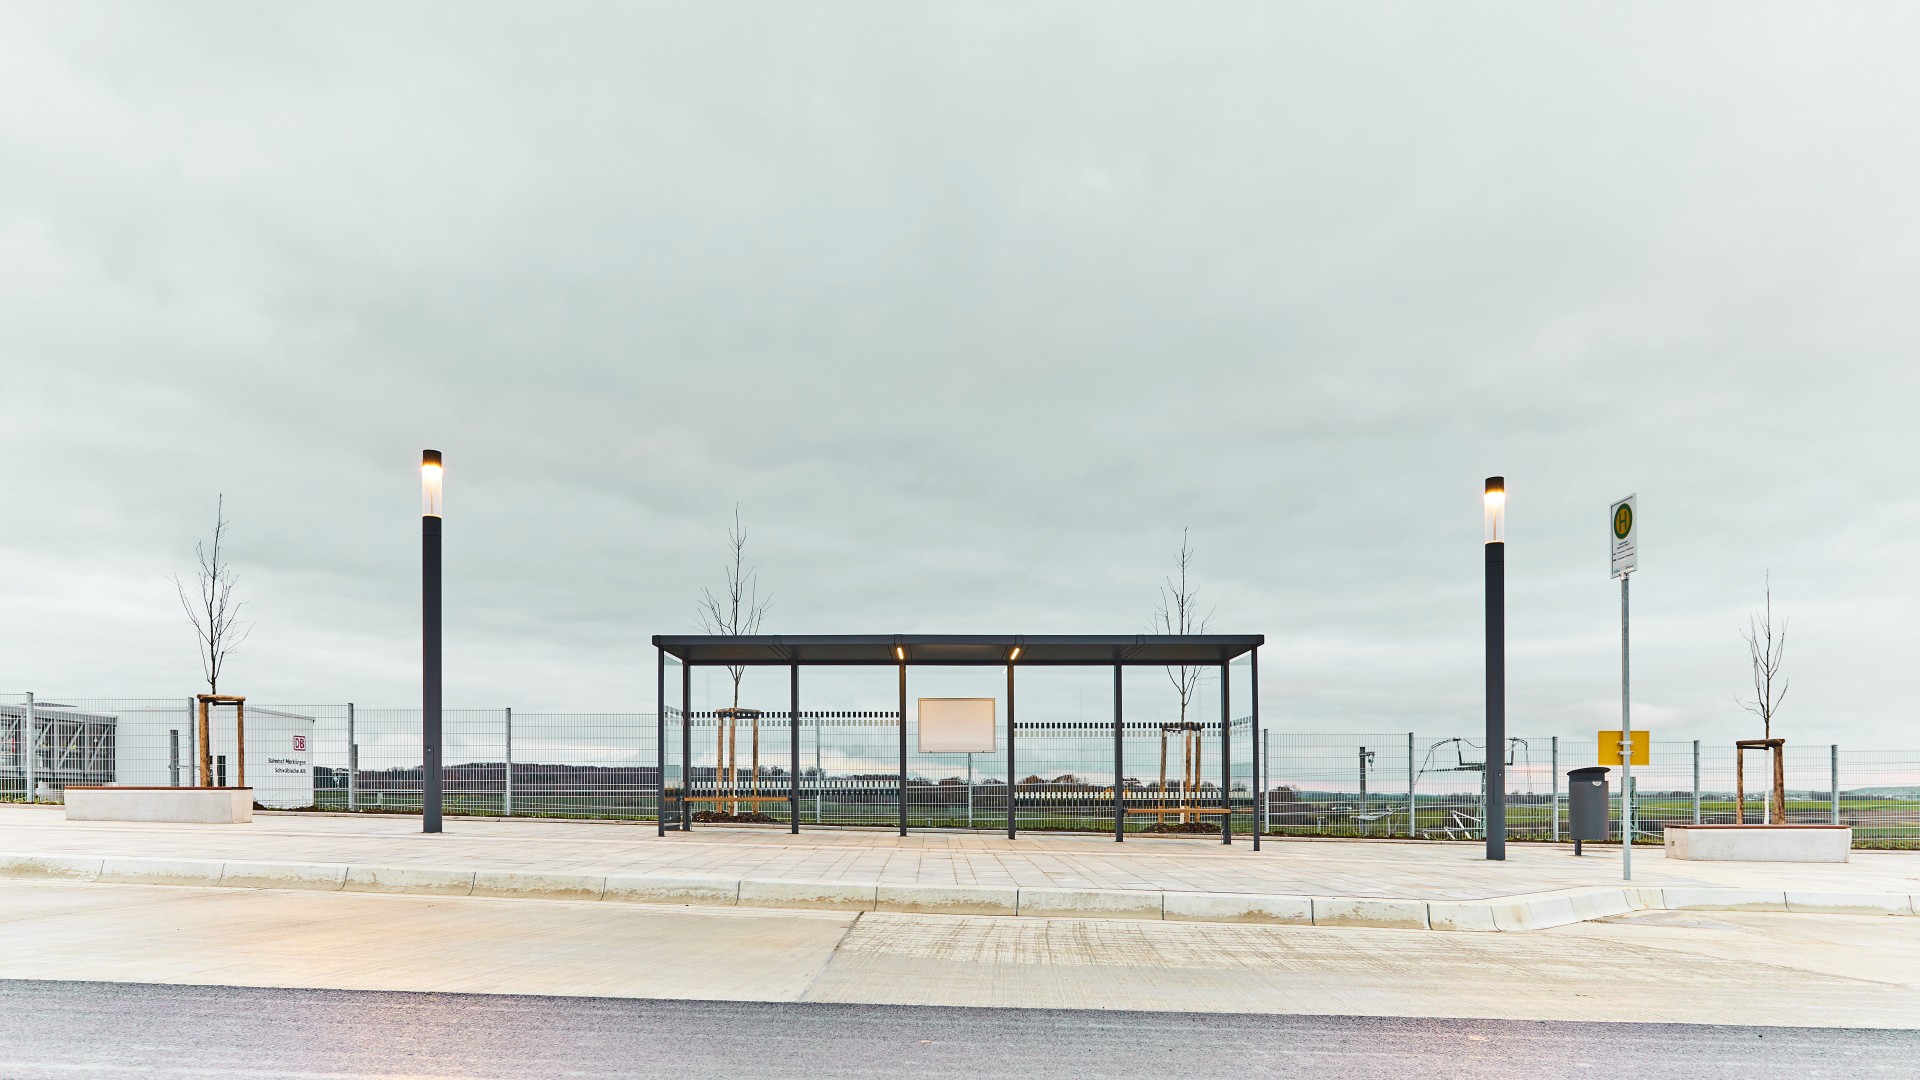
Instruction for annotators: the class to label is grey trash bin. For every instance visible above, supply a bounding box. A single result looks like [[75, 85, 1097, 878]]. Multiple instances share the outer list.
[[1567, 766, 1610, 855]]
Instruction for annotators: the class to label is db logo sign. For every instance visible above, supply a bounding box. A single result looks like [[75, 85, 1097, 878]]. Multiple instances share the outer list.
[[292, 735, 307, 752]]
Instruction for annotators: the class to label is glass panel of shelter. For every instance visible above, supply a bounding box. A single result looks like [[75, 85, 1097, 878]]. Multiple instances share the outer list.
[[661, 644, 1260, 844]]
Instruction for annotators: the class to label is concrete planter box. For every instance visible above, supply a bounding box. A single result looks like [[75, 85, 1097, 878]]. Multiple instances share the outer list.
[[64, 787, 254, 824], [1664, 824, 1849, 863]]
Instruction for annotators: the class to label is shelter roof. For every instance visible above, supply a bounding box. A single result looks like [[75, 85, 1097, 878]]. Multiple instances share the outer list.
[[651, 634, 1262, 667]]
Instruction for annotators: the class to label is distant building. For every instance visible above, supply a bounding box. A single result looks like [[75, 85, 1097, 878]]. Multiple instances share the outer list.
[[1, 702, 314, 808]]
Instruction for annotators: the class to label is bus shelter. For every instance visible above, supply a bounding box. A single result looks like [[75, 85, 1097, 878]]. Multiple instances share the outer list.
[[652, 634, 1263, 846]]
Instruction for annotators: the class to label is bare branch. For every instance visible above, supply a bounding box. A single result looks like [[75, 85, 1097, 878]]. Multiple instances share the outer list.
[[695, 505, 772, 708], [172, 494, 252, 694], [1735, 572, 1788, 740], [1152, 528, 1213, 724]]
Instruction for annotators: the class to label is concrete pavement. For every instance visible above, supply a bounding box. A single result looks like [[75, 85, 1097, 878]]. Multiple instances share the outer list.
[[4, 878, 1919, 1027], [2, 805, 1915, 931]]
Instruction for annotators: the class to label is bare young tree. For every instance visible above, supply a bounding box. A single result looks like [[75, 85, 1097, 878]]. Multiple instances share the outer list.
[[1152, 526, 1213, 714], [1153, 527, 1214, 725], [697, 506, 772, 815], [696, 505, 773, 710], [1737, 573, 1788, 739], [1153, 529, 1216, 824], [171, 494, 252, 695]]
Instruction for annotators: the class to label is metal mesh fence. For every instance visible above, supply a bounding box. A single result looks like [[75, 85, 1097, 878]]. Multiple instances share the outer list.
[[5, 693, 1915, 847], [1258, 733, 1920, 848], [1840, 748, 1920, 848], [313, 707, 658, 820]]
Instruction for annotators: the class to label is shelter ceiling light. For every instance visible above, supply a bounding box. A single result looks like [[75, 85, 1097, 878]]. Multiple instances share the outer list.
[[1008, 645, 1022, 662]]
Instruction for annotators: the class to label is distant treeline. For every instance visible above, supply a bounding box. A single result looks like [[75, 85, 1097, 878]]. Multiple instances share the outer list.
[[313, 764, 1236, 807]]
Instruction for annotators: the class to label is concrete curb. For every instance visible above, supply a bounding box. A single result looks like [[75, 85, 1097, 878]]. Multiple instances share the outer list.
[[1017, 887, 1164, 920], [1661, 887, 1787, 912], [738, 879, 878, 911], [877, 884, 1018, 916], [343, 866, 475, 896], [218, 861, 349, 891], [1162, 891, 1313, 925], [604, 875, 740, 906], [1312, 897, 1430, 929], [472, 871, 605, 902], [2, 853, 1914, 931]]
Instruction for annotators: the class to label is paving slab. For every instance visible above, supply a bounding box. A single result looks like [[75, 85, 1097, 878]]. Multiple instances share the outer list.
[[1, 806, 1914, 933]]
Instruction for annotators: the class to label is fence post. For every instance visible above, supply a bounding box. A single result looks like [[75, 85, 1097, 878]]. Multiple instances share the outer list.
[[21, 693, 34, 801], [185, 696, 197, 789], [504, 707, 514, 817], [1830, 744, 1840, 826], [346, 703, 357, 811], [1406, 732, 1416, 838], [1691, 740, 1701, 824], [1261, 729, 1270, 843], [1550, 736, 1559, 842]]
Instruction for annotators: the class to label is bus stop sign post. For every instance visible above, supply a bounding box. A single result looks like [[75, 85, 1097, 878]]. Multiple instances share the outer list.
[[1610, 494, 1638, 881]]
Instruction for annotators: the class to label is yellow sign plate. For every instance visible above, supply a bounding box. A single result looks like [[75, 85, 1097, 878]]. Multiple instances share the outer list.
[[1599, 729, 1650, 766]]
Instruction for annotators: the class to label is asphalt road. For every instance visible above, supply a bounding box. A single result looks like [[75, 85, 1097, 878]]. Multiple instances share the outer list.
[[0, 981, 1914, 1079]]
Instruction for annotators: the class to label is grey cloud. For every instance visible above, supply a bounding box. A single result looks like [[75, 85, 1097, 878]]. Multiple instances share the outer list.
[[2, 2, 1916, 745]]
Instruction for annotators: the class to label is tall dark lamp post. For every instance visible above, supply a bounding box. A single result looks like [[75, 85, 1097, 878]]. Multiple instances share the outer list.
[[1483, 476, 1506, 860], [422, 449, 444, 834]]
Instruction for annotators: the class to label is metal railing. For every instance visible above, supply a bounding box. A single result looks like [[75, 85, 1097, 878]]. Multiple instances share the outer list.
[[4, 694, 1913, 848]]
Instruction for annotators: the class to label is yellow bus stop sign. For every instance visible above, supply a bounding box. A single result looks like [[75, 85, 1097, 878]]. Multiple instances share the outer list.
[[1599, 729, 1649, 766]]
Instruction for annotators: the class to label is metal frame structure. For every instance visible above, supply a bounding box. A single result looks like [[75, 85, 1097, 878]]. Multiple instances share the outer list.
[[653, 634, 1263, 844], [195, 694, 246, 789], [1, 701, 116, 794], [1735, 737, 1788, 825]]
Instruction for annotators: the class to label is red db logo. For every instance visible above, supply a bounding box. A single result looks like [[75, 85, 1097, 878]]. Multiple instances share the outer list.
[[292, 735, 307, 752]]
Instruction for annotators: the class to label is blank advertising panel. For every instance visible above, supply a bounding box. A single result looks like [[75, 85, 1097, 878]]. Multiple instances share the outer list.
[[917, 697, 997, 754]]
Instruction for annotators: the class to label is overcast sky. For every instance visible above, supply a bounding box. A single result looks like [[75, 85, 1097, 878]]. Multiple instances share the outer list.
[[3, 3, 1916, 747]]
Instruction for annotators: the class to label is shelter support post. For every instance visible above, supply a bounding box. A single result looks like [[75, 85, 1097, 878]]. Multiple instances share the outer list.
[[790, 664, 800, 835], [1112, 663, 1123, 843]]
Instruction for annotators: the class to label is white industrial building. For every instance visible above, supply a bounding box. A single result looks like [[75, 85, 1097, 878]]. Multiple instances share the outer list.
[[1, 701, 315, 809]]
